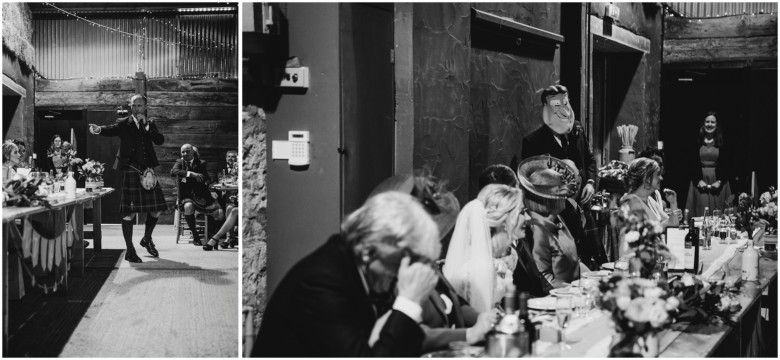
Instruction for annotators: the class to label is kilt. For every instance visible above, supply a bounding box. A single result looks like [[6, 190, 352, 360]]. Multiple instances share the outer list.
[[180, 187, 221, 215], [120, 168, 168, 214]]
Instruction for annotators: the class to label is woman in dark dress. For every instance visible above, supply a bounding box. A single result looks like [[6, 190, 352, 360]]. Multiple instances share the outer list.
[[685, 111, 733, 217]]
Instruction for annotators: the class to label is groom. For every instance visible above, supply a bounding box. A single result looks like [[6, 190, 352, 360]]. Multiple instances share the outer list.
[[89, 94, 166, 262]]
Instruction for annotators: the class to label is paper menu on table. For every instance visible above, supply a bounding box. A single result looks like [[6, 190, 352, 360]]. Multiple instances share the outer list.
[[665, 227, 688, 271]]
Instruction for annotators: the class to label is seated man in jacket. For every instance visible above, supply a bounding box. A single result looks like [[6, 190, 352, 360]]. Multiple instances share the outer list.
[[252, 191, 440, 357], [368, 171, 498, 353], [170, 143, 223, 246]]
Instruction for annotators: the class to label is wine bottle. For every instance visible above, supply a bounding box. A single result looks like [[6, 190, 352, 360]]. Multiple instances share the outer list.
[[701, 207, 710, 248], [65, 171, 77, 199], [32, 153, 38, 172], [684, 220, 697, 273], [517, 291, 536, 357]]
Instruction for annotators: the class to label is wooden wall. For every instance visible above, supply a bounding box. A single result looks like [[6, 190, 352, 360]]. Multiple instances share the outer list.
[[2, 3, 36, 152], [35, 76, 238, 224], [663, 14, 777, 67], [412, 3, 563, 204]]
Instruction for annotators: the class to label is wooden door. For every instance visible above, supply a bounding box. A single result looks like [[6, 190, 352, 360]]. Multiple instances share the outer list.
[[339, 3, 395, 216], [85, 110, 123, 224]]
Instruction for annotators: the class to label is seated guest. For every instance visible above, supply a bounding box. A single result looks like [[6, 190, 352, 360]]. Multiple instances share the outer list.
[[251, 192, 440, 357], [204, 206, 238, 250], [224, 149, 238, 177], [478, 164, 519, 189], [369, 172, 497, 353], [517, 156, 584, 289], [12, 140, 28, 169], [443, 184, 526, 313], [2, 142, 21, 182], [216, 150, 239, 246], [637, 147, 679, 216], [618, 157, 680, 257], [170, 144, 223, 246]]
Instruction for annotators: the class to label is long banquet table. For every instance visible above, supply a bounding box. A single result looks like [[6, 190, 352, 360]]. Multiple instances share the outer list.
[[2, 188, 115, 348], [531, 236, 777, 357]]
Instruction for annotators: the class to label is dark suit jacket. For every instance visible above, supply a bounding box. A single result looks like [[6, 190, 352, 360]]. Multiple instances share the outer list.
[[171, 158, 214, 202], [251, 234, 425, 357], [97, 116, 164, 170], [512, 233, 553, 298], [420, 273, 479, 352], [521, 121, 597, 194]]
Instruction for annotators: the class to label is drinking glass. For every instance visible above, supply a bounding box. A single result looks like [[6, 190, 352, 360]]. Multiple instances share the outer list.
[[729, 228, 738, 243], [573, 295, 586, 318], [556, 296, 573, 351], [719, 227, 728, 244]]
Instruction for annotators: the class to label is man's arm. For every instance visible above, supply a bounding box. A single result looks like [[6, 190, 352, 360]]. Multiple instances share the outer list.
[[95, 122, 123, 137], [580, 133, 598, 184], [170, 159, 188, 178]]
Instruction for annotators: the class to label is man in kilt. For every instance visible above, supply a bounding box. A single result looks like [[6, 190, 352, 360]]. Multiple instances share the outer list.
[[170, 143, 224, 247], [88, 94, 166, 263]]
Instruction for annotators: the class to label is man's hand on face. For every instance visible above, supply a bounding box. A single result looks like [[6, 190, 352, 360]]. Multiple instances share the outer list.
[[396, 256, 438, 305], [580, 182, 595, 203]]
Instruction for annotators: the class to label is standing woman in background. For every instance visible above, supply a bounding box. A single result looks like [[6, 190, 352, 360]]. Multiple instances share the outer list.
[[685, 111, 733, 217], [46, 134, 67, 174]]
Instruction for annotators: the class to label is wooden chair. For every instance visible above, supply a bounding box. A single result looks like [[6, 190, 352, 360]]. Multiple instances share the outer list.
[[174, 176, 209, 244]]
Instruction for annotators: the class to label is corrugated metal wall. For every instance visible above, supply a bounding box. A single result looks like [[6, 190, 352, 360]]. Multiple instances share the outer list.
[[33, 14, 237, 79], [669, 2, 777, 18]]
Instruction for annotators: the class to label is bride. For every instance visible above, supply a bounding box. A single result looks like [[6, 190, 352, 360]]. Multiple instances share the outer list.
[[442, 184, 528, 312]]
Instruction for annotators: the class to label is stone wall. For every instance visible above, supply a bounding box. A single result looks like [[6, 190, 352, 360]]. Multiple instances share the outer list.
[[2, 3, 35, 149], [241, 105, 267, 341]]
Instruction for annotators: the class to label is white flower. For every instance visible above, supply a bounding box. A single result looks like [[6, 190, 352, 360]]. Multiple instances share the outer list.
[[616, 296, 631, 310], [625, 231, 640, 244], [682, 273, 695, 287], [665, 296, 680, 310], [644, 287, 663, 300], [647, 301, 670, 328]]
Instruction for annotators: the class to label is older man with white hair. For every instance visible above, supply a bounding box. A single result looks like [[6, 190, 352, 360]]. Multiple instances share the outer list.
[[252, 191, 441, 357]]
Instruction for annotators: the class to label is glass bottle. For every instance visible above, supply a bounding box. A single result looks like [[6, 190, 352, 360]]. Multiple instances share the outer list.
[[65, 171, 77, 199], [741, 240, 759, 282], [517, 291, 536, 357]]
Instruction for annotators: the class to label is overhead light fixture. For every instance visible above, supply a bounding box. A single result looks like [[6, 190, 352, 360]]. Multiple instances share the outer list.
[[677, 78, 693, 82]]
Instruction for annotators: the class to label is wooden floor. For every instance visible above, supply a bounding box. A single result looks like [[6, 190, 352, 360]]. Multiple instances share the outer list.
[[5, 224, 239, 357]]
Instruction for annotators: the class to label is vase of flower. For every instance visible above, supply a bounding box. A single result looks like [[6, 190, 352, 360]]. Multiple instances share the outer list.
[[85, 176, 98, 193], [618, 146, 635, 164]]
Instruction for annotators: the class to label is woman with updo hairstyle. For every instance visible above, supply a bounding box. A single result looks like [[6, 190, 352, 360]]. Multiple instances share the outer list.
[[684, 111, 732, 217], [443, 183, 529, 312], [2, 141, 21, 183], [618, 157, 679, 256]]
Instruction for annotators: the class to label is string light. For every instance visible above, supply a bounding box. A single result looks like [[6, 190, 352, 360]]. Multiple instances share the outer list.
[[42, 3, 236, 51]]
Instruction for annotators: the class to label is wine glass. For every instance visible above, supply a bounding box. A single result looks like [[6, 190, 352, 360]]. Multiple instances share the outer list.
[[556, 295, 573, 351], [718, 226, 728, 244]]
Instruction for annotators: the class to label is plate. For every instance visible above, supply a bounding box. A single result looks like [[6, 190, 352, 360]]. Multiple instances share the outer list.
[[549, 287, 580, 297], [600, 262, 615, 270], [582, 270, 611, 279], [527, 296, 557, 311]]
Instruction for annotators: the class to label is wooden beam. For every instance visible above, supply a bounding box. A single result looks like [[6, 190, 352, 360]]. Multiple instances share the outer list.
[[662, 59, 778, 70], [158, 133, 237, 148], [663, 36, 777, 63], [3, 74, 26, 97], [35, 91, 134, 107], [153, 119, 239, 134], [36, 78, 135, 92], [145, 91, 238, 106], [394, 3, 414, 175], [590, 15, 650, 53], [147, 78, 238, 92], [147, 106, 238, 120], [665, 14, 777, 40]]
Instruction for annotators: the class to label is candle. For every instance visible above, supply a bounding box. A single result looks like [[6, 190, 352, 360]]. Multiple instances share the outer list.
[[657, 141, 663, 150]]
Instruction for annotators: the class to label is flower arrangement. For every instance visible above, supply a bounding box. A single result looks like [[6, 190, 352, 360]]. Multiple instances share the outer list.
[[598, 160, 628, 193], [80, 159, 105, 179], [596, 274, 680, 357], [668, 273, 741, 326], [3, 177, 51, 207], [616, 205, 672, 279], [736, 188, 778, 238]]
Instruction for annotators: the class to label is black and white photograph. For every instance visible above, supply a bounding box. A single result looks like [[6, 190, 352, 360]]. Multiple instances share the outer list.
[[3, 2, 239, 357], [242, 2, 777, 358]]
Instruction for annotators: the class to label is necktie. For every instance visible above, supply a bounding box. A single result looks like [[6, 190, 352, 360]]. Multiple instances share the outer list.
[[556, 134, 569, 150]]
